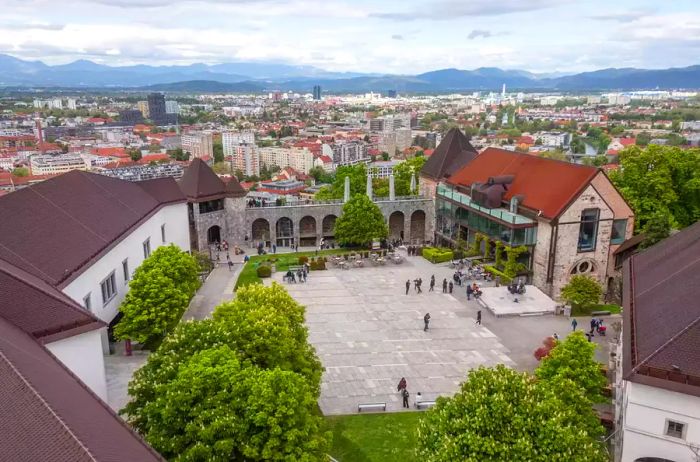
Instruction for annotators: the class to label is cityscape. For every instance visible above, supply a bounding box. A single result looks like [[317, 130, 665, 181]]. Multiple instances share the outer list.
[[1, 1, 700, 461]]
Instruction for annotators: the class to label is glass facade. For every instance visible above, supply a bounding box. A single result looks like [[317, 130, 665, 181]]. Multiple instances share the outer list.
[[436, 184, 538, 247], [199, 199, 224, 214], [578, 208, 600, 252]]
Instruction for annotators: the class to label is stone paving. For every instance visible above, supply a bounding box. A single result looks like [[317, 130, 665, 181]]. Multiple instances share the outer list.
[[273, 256, 515, 415]]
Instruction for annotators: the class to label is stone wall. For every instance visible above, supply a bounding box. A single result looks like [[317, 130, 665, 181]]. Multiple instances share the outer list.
[[531, 218, 553, 296]]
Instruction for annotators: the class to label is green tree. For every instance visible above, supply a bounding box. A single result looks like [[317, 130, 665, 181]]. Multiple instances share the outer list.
[[639, 210, 672, 249], [417, 365, 606, 461], [129, 148, 142, 161], [560, 275, 602, 310], [114, 268, 190, 343], [168, 148, 189, 161], [11, 167, 29, 177], [334, 194, 388, 246], [314, 163, 367, 200], [213, 139, 224, 163], [609, 145, 700, 230], [393, 156, 427, 196], [138, 347, 329, 461], [308, 166, 334, 184], [535, 332, 606, 402], [138, 244, 201, 298], [381, 151, 390, 161]]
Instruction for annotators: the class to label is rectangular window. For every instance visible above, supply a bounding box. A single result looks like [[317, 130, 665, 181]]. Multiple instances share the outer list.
[[122, 258, 129, 282], [143, 238, 151, 259], [578, 208, 600, 252], [161, 224, 166, 243], [665, 420, 685, 439], [611, 219, 627, 245], [83, 293, 92, 312], [100, 272, 117, 305]]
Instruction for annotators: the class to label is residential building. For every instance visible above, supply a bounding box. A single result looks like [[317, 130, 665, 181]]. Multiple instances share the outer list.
[[331, 140, 369, 166], [229, 143, 260, 177], [258, 178, 307, 195], [99, 163, 184, 181], [378, 132, 397, 156], [137, 100, 149, 118], [536, 131, 571, 148], [615, 221, 700, 462], [165, 100, 179, 114], [369, 159, 404, 178], [222, 130, 255, 151], [181, 131, 214, 159], [259, 146, 314, 173], [119, 109, 145, 124], [396, 128, 413, 151], [313, 85, 322, 100], [433, 147, 634, 298], [30, 153, 89, 175], [66, 98, 77, 110]]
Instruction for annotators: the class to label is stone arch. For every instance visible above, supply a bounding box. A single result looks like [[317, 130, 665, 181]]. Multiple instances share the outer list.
[[569, 259, 598, 276], [389, 211, 405, 241], [276, 217, 294, 247], [410, 209, 426, 243], [299, 215, 317, 247], [207, 225, 221, 244], [251, 218, 270, 243], [322, 214, 337, 239]]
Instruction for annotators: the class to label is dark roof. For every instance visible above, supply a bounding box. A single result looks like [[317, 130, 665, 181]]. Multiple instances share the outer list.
[[136, 177, 187, 204], [0, 170, 179, 287], [178, 158, 238, 202], [0, 259, 104, 343], [225, 176, 247, 198], [420, 128, 478, 180], [0, 316, 164, 462], [613, 233, 645, 255], [622, 220, 700, 396], [446, 148, 598, 220]]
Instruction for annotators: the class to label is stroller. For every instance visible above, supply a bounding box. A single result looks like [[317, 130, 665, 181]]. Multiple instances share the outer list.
[[596, 322, 607, 336]]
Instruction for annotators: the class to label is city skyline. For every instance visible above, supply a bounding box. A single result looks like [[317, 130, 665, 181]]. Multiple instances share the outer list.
[[1, 0, 699, 74]]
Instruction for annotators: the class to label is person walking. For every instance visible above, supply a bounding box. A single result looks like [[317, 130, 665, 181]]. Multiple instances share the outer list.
[[227, 259, 233, 271], [571, 318, 578, 331], [397, 377, 407, 392], [475, 310, 482, 326], [466, 284, 473, 300], [590, 318, 597, 336], [272, 243, 277, 254], [429, 275, 435, 292], [424, 313, 431, 331], [406, 279, 411, 295], [448, 281, 453, 294], [402, 388, 410, 408], [417, 278, 423, 294], [442, 278, 448, 293], [414, 278, 420, 292]]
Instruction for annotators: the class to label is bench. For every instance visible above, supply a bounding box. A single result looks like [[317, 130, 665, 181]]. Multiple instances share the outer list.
[[591, 310, 611, 316], [357, 402, 386, 413], [415, 400, 436, 410]]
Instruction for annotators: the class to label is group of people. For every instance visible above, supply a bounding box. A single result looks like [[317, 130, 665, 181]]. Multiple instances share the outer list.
[[284, 263, 310, 283], [397, 377, 425, 409], [466, 282, 482, 300], [406, 246, 423, 256]]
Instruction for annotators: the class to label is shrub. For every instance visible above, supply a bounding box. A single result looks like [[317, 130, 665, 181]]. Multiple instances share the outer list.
[[298, 256, 309, 265], [421, 247, 454, 264], [534, 336, 558, 361], [484, 265, 512, 284], [310, 260, 326, 270], [256, 265, 272, 278]]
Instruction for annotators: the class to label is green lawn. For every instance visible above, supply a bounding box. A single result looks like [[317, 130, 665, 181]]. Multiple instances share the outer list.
[[235, 249, 364, 289], [571, 303, 622, 316], [325, 413, 422, 462]]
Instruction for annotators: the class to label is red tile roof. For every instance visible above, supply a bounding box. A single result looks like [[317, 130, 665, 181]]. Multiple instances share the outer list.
[[446, 147, 598, 220], [622, 220, 700, 396], [91, 147, 129, 158]]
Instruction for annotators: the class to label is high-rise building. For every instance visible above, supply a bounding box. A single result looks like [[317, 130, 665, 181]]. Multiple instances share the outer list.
[[181, 132, 214, 159], [66, 98, 77, 110], [331, 141, 369, 166], [258, 147, 314, 173], [387, 90, 397, 98], [229, 144, 260, 177], [165, 100, 179, 114], [222, 130, 255, 151], [395, 128, 413, 152], [313, 85, 322, 100], [137, 101, 149, 118], [147, 93, 167, 122]]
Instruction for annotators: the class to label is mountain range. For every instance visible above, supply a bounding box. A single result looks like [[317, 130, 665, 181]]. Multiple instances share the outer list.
[[1, 53, 699, 92]]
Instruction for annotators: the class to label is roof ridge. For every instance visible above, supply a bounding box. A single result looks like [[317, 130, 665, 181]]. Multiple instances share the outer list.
[[0, 259, 104, 337], [0, 241, 56, 283], [82, 171, 155, 219], [632, 314, 700, 374], [0, 344, 97, 461]]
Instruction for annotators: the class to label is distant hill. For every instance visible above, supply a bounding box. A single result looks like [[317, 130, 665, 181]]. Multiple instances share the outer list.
[[0, 53, 699, 91]]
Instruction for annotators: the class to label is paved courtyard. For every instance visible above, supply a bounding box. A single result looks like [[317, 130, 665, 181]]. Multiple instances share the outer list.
[[273, 257, 515, 415]]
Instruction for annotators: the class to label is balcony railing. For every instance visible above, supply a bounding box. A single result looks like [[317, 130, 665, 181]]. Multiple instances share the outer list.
[[246, 195, 426, 209], [437, 184, 534, 225]]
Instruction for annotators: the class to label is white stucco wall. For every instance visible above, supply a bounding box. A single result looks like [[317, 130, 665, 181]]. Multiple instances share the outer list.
[[61, 202, 189, 324], [620, 381, 700, 462], [46, 328, 108, 401]]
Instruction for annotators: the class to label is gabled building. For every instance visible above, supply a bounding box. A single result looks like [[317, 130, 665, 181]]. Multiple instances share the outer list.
[[615, 221, 700, 462], [436, 147, 634, 298], [178, 158, 247, 250], [419, 127, 479, 199]]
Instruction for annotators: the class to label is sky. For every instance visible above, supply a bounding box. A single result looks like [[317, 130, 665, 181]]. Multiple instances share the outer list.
[[1, 0, 699, 74]]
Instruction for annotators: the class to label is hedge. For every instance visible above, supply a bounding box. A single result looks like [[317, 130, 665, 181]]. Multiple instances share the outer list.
[[298, 256, 309, 265], [484, 265, 512, 284], [421, 247, 454, 264], [256, 264, 272, 278], [310, 259, 326, 270]]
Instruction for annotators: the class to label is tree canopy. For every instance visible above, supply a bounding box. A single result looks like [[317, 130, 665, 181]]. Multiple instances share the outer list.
[[138, 244, 201, 298], [122, 283, 328, 460], [333, 194, 388, 246], [560, 275, 602, 310], [609, 145, 700, 230], [416, 365, 606, 462]]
